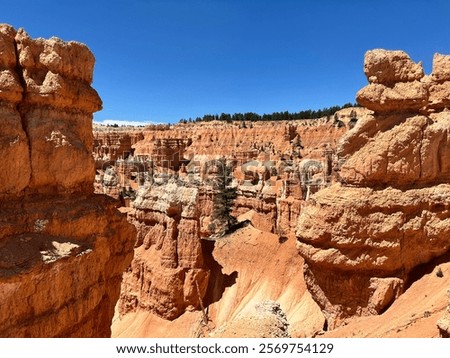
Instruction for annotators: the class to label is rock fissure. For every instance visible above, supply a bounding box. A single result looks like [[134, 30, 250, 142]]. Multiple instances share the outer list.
[[12, 35, 29, 128], [417, 120, 428, 181]]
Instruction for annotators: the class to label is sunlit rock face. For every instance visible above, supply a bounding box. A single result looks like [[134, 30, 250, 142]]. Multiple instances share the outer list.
[[117, 180, 211, 320], [0, 24, 135, 337], [297, 49, 450, 329]]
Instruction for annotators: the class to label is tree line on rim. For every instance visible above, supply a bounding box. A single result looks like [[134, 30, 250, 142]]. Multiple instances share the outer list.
[[178, 102, 358, 123]]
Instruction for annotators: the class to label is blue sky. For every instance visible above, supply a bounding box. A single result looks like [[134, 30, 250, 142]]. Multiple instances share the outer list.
[[2, 0, 450, 124]]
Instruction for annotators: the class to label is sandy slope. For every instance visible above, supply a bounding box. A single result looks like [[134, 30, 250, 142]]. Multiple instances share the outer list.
[[112, 222, 324, 337], [112, 222, 449, 338], [323, 263, 450, 338], [205, 224, 324, 337]]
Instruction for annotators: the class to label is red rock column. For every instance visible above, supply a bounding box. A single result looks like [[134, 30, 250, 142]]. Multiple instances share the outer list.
[[0, 24, 135, 337]]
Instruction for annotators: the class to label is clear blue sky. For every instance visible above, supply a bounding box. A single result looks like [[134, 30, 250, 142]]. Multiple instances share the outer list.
[[2, 0, 450, 124]]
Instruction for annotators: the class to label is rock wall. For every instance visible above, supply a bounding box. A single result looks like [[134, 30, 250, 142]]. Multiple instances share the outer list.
[[0, 24, 135, 337], [296, 49, 450, 329], [132, 118, 351, 161], [95, 113, 363, 228], [93, 129, 144, 163]]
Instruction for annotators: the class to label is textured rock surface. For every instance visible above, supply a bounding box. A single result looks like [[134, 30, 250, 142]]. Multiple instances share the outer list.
[[0, 24, 134, 337], [0, 24, 102, 197], [437, 286, 450, 338], [118, 180, 211, 320], [356, 49, 427, 113], [234, 184, 278, 233], [297, 49, 450, 329], [357, 49, 450, 115], [211, 301, 291, 338], [321, 262, 450, 337], [113, 220, 325, 338], [363, 49, 424, 84], [132, 117, 351, 160], [0, 25, 30, 196], [0, 195, 135, 337], [110, 114, 351, 335], [93, 128, 144, 163], [112, 108, 361, 334]]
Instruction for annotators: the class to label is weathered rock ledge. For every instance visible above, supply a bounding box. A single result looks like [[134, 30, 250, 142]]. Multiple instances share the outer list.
[[297, 49, 450, 329], [0, 24, 135, 337]]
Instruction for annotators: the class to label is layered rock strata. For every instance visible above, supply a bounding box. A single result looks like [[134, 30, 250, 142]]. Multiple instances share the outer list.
[[0, 24, 135, 337], [114, 113, 359, 326], [118, 180, 211, 320], [93, 129, 144, 163], [132, 118, 351, 161], [297, 49, 450, 329]]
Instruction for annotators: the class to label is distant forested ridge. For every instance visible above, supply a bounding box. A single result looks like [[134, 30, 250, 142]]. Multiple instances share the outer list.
[[178, 102, 359, 123]]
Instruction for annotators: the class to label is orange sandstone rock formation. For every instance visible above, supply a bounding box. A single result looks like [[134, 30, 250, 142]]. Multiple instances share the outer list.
[[93, 128, 144, 163], [0, 24, 135, 337], [132, 119, 351, 161], [297, 49, 450, 329], [113, 218, 325, 338], [112, 109, 361, 333], [118, 181, 211, 320]]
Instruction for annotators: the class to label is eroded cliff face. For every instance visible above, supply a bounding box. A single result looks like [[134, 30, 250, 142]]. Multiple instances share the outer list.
[[118, 180, 211, 320], [0, 24, 135, 337], [93, 128, 144, 163], [114, 202, 326, 338], [111, 114, 358, 335], [109, 103, 369, 334], [132, 118, 352, 160], [296, 49, 450, 329]]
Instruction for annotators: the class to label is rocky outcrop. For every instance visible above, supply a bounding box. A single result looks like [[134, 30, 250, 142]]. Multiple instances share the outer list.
[[437, 287, 450, 338], [111, 110, 357, 333], [118, 180, 211, 320], [92, 129, 146, 200], [0, 24, 135, 337], [234, 183, 278, 233], [356, 50, 426, 113], [211, 301, 290, 338], [0, 195, 135, 337], [297, 49, 450, 329], [93, 129, 144, 163], [356, 49, 450, 115], [113, 216, 325, 338], [99, 114, 361, 229]]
